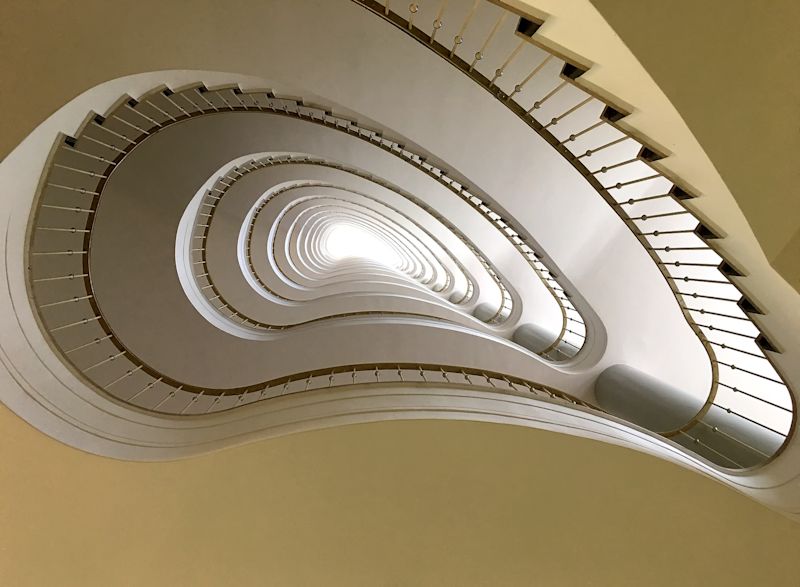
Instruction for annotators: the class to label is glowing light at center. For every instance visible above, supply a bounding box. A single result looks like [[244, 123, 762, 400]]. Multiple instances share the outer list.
[[324, 223, 402, 267]]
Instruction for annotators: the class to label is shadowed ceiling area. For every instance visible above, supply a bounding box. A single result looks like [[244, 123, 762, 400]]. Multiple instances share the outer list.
[[2, 406, 800, 587]]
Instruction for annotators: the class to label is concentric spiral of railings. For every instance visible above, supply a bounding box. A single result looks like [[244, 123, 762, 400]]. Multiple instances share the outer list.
[[191, 156, 521, 330], [20, 1, 795, 469], [25, 73, 794, 469], [27, 83, 585, 417], [25, 64, 794, 465], [193, 180, 463, 329]]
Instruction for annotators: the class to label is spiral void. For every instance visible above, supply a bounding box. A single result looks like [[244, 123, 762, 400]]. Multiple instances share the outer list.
[[1, 0, 797, 514]]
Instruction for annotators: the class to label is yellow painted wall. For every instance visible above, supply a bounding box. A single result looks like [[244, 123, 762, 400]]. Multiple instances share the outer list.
[[1, 405, 799, 586]]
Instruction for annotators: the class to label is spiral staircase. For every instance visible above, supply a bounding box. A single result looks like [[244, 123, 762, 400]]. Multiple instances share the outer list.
[[1, 0, 799, 528]]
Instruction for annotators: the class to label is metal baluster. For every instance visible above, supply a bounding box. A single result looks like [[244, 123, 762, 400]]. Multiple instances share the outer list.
[[526, 80, 567, 114], [507, 55, 552, 99], [407, 3, 419, 30], [64, 334, 113, 354], [430, 0, 448, 43], [578, 135, 629, 159], [470, 11, 507, 71], [129, 377, 163, 402], [544, 96, 593, 129], [103, 365, 143, 390], [178, 388, 199, 414], [450, 0, 479, 57], [205, 394, 224, 414], [150, 389, 175, 411], [489, 39, 525, 87]]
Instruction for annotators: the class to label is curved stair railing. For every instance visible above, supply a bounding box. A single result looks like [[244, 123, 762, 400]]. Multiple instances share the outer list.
[[351, 0, 795, 467], [26, 73, 792, 467], [22, 1, 794, 465], [28, 81, 587, 398]]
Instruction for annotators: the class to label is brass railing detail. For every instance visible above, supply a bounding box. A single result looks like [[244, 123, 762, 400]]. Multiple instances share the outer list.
[[350, 0, 795, 466]]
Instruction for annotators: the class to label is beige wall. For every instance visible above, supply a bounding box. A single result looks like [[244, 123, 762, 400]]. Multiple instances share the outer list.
[[1, 405, 799, 586]]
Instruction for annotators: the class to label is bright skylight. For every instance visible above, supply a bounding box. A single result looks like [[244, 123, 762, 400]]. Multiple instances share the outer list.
[[324, 223, 403, 267]]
